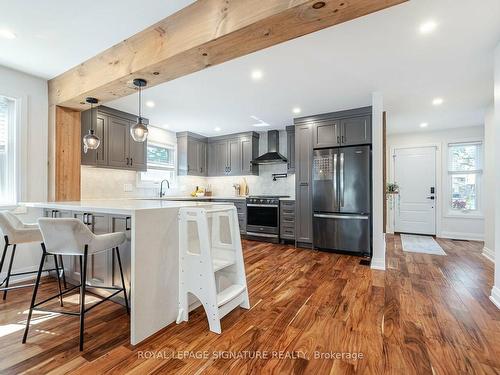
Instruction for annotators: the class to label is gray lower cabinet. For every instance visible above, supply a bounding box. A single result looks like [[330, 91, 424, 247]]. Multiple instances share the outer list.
[[81, 106, 147, 172], [211, 199, 247, 234], [286, 126, 295, 174], [177, 132, 208, 176], [294, 124, 313, 245], [280, 200, 295, 240]]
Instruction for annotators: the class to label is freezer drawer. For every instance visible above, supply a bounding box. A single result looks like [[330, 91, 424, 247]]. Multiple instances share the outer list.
[[313, 213, 371, 255]]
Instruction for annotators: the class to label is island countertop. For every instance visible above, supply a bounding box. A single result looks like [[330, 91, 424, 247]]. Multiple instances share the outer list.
[[22, 199, 216, 215]]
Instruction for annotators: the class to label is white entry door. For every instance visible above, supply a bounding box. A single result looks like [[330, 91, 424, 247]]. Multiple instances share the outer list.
[[394, 147, 436, 235]]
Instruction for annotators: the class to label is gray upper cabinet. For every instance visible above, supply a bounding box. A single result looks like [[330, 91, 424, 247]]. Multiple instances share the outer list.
[[227, 138, 242, 176], [81, 106, 147, 171], [341, 115, 371, 146], [313, 120, 340, 149], [307, 107, 372, 149], [208, 139, 229, 176], [177, 132, 208, 176], [286, 126, 295, 174], [294, 124, 313, 245], [205, 132, 259, 177], [108, 116, 129, 169], [241, 136, 257, 175]]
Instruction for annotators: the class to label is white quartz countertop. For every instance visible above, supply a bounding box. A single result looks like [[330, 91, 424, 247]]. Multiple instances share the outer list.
[[139, 196, 247, 201], [22, 199, 220, 215]]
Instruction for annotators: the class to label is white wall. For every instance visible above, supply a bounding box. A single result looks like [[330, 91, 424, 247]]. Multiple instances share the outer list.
[[387, 126, 485, 241], [490, 43, 500, 309], [371, 92, 385, 270], [0, 65, 49, 282], [484, 107, 495, 261]]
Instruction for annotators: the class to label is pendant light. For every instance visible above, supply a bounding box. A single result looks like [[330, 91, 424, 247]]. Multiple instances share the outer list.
[[82, 97, 100, 153], [130, 78, 149, 142]]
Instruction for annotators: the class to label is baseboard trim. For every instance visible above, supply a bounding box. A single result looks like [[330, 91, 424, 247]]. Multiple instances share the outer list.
[[482, 247, 495, 263], [489, 286, 500, 309], [370, 257, 386, 270], [438, 231, 484, 242]]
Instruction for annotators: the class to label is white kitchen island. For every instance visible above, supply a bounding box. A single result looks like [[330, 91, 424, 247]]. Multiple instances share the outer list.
[[22, 199, 230, 345]]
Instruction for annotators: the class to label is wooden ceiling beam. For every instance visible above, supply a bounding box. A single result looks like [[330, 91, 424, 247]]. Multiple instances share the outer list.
[[48, 0, 406, 110]]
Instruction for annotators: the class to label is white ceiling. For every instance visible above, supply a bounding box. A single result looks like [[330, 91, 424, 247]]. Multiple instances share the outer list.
[[0, 0, 194, 79], [2, 0, 499, 135]]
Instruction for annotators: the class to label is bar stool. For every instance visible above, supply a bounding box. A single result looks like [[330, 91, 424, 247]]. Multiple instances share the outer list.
[[0, 211, 66, 301], [22, 218, 129, 351]]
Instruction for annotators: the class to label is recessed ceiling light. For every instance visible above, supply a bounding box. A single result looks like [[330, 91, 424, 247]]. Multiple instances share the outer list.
[[419, 20, 437, 35], [214, 127, 221, 132], [0, 29, 16, 40], [292, 107, 301, 114], [251, 70, 263, 81], [432, 97, 443, 106], [420, 122, 429, 128], [145, 100, 155, 108]]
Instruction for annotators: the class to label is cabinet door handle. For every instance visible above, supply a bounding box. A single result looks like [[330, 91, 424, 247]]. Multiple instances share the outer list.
[[125, 217, 131, 231], [126, 157, 130, 165], [337, 136, 340, 144], [342, 136, 345, 143], [83, 213, 88, 224], [130, 158, 133, 166]]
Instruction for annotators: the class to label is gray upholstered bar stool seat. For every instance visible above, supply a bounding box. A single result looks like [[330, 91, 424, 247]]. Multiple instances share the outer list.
[[0, 211, 66, 300], [23, 218, 129, 351]]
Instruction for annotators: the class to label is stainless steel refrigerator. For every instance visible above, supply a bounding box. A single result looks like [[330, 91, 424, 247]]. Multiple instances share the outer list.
[[312, 145, 371, 256]]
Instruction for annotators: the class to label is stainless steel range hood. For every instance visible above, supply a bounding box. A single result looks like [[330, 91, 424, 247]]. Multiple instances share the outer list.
[[251, 130, 287, 165]]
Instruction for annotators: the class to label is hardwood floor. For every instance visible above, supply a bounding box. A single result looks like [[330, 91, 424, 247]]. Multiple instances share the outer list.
[[0, 236, 498, 374]]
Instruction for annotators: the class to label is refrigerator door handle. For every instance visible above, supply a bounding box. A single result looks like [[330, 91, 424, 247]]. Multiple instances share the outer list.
[[314, 213, 369, 220], [333, 153, 338, 204], [340, 152, 344, 207]]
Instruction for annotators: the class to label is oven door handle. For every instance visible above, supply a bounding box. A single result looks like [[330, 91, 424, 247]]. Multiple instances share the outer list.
[[247, 204, 279, 208]]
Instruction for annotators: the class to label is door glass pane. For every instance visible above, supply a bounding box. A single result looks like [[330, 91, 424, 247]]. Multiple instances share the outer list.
[[451, 174, 477, 210]]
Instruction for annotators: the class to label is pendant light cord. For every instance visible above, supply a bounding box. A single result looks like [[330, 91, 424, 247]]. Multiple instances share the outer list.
[[138, 84, 142, 121], [90, 101, 94, 131]]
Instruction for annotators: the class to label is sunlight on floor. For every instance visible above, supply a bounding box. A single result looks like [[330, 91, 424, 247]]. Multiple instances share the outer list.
[[0, 292, 107, 338]]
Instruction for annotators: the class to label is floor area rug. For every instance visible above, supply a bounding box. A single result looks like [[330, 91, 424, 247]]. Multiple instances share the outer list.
[[400, 234, 447, 255]]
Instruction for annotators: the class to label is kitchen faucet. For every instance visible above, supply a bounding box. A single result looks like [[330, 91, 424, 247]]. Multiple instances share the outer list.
[[159, 179, 170, 198]]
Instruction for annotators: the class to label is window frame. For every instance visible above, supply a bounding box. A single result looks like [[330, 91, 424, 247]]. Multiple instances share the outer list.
[[0, 94, 18, 206], [445, 140, 483, 218], [136, 141, 177, 189]]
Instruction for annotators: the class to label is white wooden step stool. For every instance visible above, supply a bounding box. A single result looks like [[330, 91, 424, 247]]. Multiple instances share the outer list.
[[176, 205, 250, 334]]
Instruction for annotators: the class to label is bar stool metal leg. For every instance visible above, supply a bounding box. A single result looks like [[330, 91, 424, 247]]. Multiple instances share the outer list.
[[22, 247, 46, 344], [0, 236, 8, 282], [3, 244, 16, 300], [79, 246, 88, 351], [58, 255, 67, 289], [53, 255, 64, 307], [115, 247, 130, 315]]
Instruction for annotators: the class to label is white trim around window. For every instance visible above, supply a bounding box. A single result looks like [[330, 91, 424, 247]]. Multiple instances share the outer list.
[[445, 140, 483, 218], [136, 141, 177, 189]]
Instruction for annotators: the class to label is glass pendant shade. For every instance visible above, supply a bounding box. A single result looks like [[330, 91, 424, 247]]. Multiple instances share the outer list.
[[131, 78, 149, 143], [130, 119, 149, 142], [82, 97, 100, 154], [83, 129, 100, 150]]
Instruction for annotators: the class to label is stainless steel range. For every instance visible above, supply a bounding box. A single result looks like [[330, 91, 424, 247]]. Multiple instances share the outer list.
[[246, 195, 289, 242]]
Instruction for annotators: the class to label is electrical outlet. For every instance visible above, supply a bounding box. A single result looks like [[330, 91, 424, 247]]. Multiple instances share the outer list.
[[123, 183, 133, 192]]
